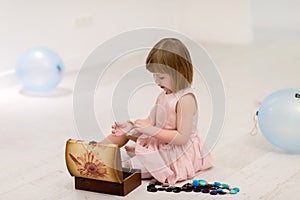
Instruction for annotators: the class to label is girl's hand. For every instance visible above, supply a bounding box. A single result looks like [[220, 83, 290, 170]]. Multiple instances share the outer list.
[[133, 119, 160, 136], [111, 121, 134, 136]]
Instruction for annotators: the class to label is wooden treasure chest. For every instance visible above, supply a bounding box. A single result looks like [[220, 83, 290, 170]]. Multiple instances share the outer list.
[[65, 139, 141, 196]]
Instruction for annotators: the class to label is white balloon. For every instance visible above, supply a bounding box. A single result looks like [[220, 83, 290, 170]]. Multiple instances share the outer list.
[[258, 88, 300, 153], [16, 47, 64, 93]]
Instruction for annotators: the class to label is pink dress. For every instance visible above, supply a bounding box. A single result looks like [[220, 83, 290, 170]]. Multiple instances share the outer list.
[[130, 87, 213, 184]]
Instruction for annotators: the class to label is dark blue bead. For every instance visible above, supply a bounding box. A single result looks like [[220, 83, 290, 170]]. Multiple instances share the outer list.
[[216, 188, 223, 193], [192, 180, 200, 186], [214, 182, 221, 187]]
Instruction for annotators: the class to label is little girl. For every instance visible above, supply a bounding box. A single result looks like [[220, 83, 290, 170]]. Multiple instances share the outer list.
[[103, 38, 213, 184]]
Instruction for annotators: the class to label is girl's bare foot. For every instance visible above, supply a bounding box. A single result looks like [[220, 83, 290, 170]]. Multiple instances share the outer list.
[[125, 145, 136, 157]]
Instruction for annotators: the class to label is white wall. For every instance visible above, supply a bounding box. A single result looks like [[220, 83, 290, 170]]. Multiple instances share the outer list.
[[177, 0, 253, 44], [0, 0, 254, 82], [0, 0, 179, 74], [252, 0, 300, 30]]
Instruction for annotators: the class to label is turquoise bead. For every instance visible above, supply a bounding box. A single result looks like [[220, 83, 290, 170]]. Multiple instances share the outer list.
[[232, 187, 240, 192], [199, 180, 208, 186], [221, 183, 229, 189], [230, 189, 238, 194]]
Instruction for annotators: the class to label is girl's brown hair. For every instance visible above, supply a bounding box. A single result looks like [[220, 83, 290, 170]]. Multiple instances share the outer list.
[[146, 38, 193, 92]]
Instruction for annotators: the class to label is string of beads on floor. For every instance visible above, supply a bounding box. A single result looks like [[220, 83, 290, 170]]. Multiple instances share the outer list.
[[147, 179, 240, 195]]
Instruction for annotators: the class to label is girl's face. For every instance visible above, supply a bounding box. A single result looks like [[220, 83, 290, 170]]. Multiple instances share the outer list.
[[153, 73, 172, 94]]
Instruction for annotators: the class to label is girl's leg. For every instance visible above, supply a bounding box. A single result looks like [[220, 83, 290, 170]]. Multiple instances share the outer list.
[[101, 134, 129, 147], [126, 157, 153, 179], [101, 132, 140, 147]]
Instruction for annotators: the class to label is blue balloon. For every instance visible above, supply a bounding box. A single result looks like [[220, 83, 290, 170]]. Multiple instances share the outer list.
[[258, 88, 300, 153], [16, 47, 64, 93]]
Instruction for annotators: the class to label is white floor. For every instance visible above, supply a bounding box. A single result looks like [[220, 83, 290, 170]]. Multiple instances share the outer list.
[[1, 29, 300, 200]]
